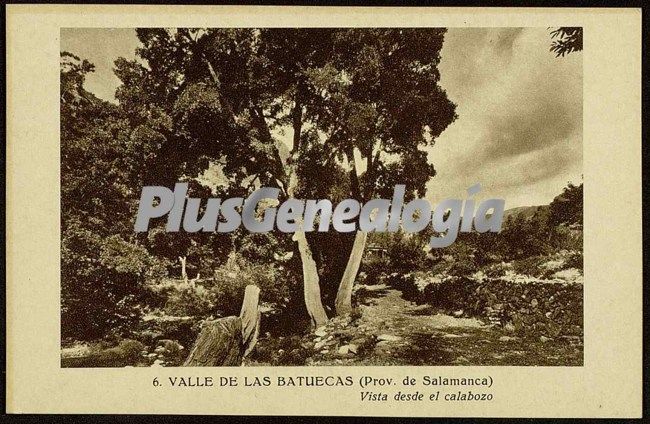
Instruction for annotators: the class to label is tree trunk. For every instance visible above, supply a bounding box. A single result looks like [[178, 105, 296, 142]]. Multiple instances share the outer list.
[[287, 165, 328, 328], [294, 231, 328, 327], [335, 231, 368, 316], [239, 285, 261, 357], [183, 316, 243, 366], [183, 285, 260, 366], [179, 256, 187, 282]]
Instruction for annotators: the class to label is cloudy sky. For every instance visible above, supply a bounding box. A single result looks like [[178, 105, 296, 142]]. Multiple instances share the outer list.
[[61, 27, 582, 209]]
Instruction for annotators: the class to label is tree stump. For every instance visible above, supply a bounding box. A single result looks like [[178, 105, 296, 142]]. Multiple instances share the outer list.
[[183, 316, 243, 366], [239, 285, 261, 357], [183, 285, 260, 366]]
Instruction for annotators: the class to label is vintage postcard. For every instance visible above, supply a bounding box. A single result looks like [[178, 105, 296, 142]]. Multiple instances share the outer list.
[[6, 5, 642, 417]]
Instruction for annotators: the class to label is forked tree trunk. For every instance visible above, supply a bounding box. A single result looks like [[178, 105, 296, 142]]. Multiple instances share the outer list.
[[335, 231, 368, 315], [287, 167, 328, 328], [198, 42, 327, 330], [183, 285, 260, 366]]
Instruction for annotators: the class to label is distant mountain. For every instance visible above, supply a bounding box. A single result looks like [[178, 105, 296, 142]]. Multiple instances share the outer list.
[[502, 205, 549, 221]]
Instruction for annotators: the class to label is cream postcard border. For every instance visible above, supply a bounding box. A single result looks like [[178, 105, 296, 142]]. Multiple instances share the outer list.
[[6, 5, 642, 417]]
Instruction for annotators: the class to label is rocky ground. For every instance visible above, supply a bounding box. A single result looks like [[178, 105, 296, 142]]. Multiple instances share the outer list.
[[63, 281, 583, 367], [286, 283, 583, 366]]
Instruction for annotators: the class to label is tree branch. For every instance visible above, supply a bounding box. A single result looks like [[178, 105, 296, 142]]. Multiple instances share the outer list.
[[346, 146, 362, 201], [365, 140, 382, 199], [291, 83, 304, 155]]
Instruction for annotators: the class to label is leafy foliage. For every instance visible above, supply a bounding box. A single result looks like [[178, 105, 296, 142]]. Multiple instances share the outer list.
[[62, 27, 458, 341], [549, 182, 583, 226], [550, 27, 583, 57], [61, 53, 165, 340]]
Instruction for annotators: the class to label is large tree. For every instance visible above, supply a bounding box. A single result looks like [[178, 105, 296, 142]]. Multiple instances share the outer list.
[[114, 28, 457, 326], [61, 52, 167, 339]]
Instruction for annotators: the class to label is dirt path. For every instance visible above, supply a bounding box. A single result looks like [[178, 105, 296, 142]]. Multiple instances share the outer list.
[[312, 284, 583, 366]]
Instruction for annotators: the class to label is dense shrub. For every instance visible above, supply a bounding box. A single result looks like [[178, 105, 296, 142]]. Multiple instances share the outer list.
[[61, 229, 167, 341], [360, 254, 392, 285], [484, 262, 512, 278], [563, 250, 583, 270], [386, 233, 429, 273], [207, 253, 295, 317], [511, 256, 548, 278], [164, 282, 213, 317], [549, 183, 583, 227], [447, 255, 479, 277]]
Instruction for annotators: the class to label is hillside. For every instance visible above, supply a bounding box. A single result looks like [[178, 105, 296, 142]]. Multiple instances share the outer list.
[[502, 205, 549, 221]]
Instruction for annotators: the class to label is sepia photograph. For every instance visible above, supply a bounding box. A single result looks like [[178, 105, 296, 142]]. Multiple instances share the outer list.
[[59, 27, 584, 368], [6, 4, 643, 417]]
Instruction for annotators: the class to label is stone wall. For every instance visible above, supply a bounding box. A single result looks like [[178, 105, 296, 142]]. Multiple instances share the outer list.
[[391, 274, 583, 338]]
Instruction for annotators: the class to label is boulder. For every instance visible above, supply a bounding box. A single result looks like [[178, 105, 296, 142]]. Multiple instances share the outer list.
[[377, 334, 401, 342]]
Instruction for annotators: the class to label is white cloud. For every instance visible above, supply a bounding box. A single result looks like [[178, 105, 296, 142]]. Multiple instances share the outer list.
[[426, 28, 582, 208]]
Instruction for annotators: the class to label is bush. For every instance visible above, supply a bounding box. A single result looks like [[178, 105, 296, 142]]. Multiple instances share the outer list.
[[511, 256, 547, 278], [164, 282, 213, 317], [550, 225, 583, 251], [61, 228, 167, 340], [386, 233, 429, 273], [360, 254, 391, 285], [447, 255, 479, 277], [484, 262, 512, 278], [563, 250, 583, 270], [207, 253, 294, 317]]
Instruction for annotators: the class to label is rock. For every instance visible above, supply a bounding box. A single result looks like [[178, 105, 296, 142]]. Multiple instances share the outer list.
[[504, 322, 515, 332], [442, 333, 463, 338], [453, 309, 464, 317], [540, 336, 551, 343], [314, 340, 327, 350], [374, 341, 391, 351], [350, 337, 367, 345], [338, 345, 351, 355], [314, 327, 327, 337], [377, 334, 401, 342], [498, 336, 517, 342], [348, 344, 358, 354], [146, 353, 157, 358], [531, 298, 539, 308], [321, 349, 329, 354]]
